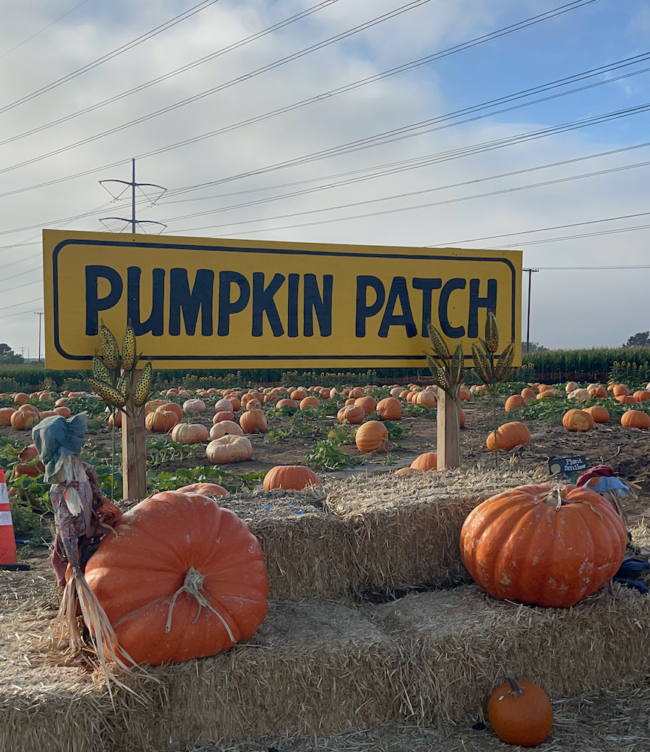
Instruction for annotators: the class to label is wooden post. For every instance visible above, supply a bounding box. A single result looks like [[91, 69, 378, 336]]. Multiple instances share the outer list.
[[121, 370, 147, 500], [437, 390, 460, 470]]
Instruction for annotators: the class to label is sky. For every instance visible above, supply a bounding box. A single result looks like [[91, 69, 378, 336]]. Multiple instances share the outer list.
[[0, 0, 649, 358]]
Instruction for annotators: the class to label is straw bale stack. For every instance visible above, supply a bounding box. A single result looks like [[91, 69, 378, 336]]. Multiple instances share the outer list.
[[325, 468, 539, 594], [370, 583, 650, 726]]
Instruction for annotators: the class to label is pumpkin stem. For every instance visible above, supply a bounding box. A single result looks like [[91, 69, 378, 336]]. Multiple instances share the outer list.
[[165, 567, 236, 644], [544, 485, 563, 510], [506, 674, 524, 697]]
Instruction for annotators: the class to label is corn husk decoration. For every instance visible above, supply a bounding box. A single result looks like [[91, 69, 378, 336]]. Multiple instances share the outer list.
[[471, 311, 517, 466]]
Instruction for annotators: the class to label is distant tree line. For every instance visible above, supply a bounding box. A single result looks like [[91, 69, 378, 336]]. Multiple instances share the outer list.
[[0, 343, 24, 364]]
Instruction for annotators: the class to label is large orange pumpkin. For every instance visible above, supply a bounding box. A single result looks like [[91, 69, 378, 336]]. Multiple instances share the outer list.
[[300, 396, 320, 410], [460, 484, 626, 608], [337, 405, 365, 424], [585, 405, 609, 424], [613, 384, 630, 397], [157, 402, 183, 422], [262, 465, 321, 491], [485, 422, 530, 451], [85, 492, 268, 665], [415, 391, 436, 408], [633, 390, 650, 402], [239, 408, 267, 434], [146, 410, 177, 433], [0, 407, 15, 426], [355, 421, 388, 453], [10, 410, 40, 431], [505, 395, 526, 413], [562, 409, 594, 432], [206, 435, 253, 464], [376, 397, 402, 421], [354, 396, 377, 414], [488, 677, 553, 747], [170, 423, 209, 444], [410, 452, 437, 471], [621, 410, 650, 429]]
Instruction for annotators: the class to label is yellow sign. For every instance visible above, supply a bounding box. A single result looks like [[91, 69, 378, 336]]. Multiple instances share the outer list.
[[43, 230, 522, 370]]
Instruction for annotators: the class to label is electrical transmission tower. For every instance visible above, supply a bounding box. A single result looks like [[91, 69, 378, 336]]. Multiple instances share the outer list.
[[99, 158, 167, 234]]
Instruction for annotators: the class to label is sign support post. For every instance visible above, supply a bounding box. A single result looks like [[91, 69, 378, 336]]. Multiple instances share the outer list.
[[437, 392, 460, 469], [121, 369, 147, 500]]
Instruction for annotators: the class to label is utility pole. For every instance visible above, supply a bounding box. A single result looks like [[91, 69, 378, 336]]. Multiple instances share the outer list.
[[33, 312, 43, 362], [523, 268, 539, 353], [99, 158, 167, 234]]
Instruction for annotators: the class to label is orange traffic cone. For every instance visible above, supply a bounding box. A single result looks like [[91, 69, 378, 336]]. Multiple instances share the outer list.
[[0, 469, 29, 571]]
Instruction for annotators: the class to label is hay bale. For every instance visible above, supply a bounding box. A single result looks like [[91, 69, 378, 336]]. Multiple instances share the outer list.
[[325, 468, 539, 594], [370, 583, 650, 725], [1, 599, 402, 752]]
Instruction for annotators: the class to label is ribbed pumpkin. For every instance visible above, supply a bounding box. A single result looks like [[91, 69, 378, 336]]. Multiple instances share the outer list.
[[183, 399, 206, 413], [146, 410, 177, 433], [585, 405, 609, 423], [262, 465, 321, 491], [621, 410, 650, 429], [355, 421, 388, 453], [337, 405, 365, 424], [85, 492, 268, 665], [157, 402, 183, 422], [10, 410, 40, 430], [617, 395, 638, 405], [175, 483, 228, 496], [505, 395, 526, 413], [206, 435, 252, 464], [416, 391, 436, 408], [460, 484, 626, 607], [170, 423, 209, 444], [376, 397, 402, 420], [488, 678, 553, 747], [0, 407, 15, 426], [239, 408, 267, 434], [633, 390, 650, 402], [521, 388, 535, 399], [209, 421, 243, 440], [613, 384, 630, 397], [410, 452, 437, 471], [355, 396, 377, 414], [348, 387, 365, 399], [485, 422, 530, 451], [213, 410, 236, 424], [588, 385, 607, 399], [562, 409, 594, 432]]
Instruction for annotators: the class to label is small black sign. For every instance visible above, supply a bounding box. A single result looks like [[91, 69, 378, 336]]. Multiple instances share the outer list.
[[548, 455, 588, 476]]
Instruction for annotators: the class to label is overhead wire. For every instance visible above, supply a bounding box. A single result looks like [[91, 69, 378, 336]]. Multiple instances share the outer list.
[[0, 0, 222, 115], [0, 0, 596, 179]]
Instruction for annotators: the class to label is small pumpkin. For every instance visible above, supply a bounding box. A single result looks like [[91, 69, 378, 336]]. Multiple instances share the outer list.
[[300, 397, 320, 410], [13, 393, 29, 406], [290, 389, 308, 401], [633, 390, 650, 402], [613, 384, 630, 397], [145, 400, 167, 414], [354, 396, 377, 414], [262, 465, 321, 491], [562, 409, 594, 432], [568, 388, 591, 403], [109, 411, 123, 429], [348, 387, 365, 399], [54, 406, 72, 419], [213, 410, 237, 424], [588, 385, 607, 399], [521, 388, 535, 399], [337, 405, 365, 425], [565, 381, 579, 393], [85, 492, 268, 665], [355, 421, 388, 453], [206, 435, 253, 464], [621, 409, 650, 429], [183, 399, 206, 413], [618, 395, 639, 405], [505, 395, 526, 413], [488, 677, 553, 747], [170, 423, 209, 444], [585, 405, 609, 423], [376, 397, 402, 421], [459, 386, 471, 401], [276, 399, 298, 409], [239, 408, 268, 434], [209, 421, 243, 440], [146, 410, 177, 433], [410, 452, 437, 471], [485, 422, 530, 451], [175, 483, 228, 496]]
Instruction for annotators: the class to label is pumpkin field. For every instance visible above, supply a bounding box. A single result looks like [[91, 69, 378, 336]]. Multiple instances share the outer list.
[[2, 369, 650, 751]]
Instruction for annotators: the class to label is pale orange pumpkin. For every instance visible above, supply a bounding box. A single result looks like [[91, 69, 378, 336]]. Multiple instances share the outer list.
[[183, 399, 206, 413], [206, 435, 253, 464], [416, 391, 436, 408], [210, 420, 243, 440], [262, 465, 321, 491], [213, 411, 237, 424], [337, 405, 365, 424], [0, 407, 16, 426], [565, 381, 579, 393], [376, 397, 402, 421], [214, 398, 234, 413], [355, 421, 388, 453], [170, 423, 209, 444]]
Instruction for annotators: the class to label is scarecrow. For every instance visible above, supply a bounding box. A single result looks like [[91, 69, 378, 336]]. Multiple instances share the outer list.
[[32, 414, 136, 680]]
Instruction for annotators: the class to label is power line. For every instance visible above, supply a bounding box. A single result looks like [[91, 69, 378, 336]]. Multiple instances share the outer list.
[[497, 220, 650, 248], [0, 0, 596, 179], [0, 0, 221, 115], [0, 0, 92, 62], [536, 265, 650, 270], [166, 153, 650, 236], [0, 297, 43, 312], [0, 0, 341, 147]]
